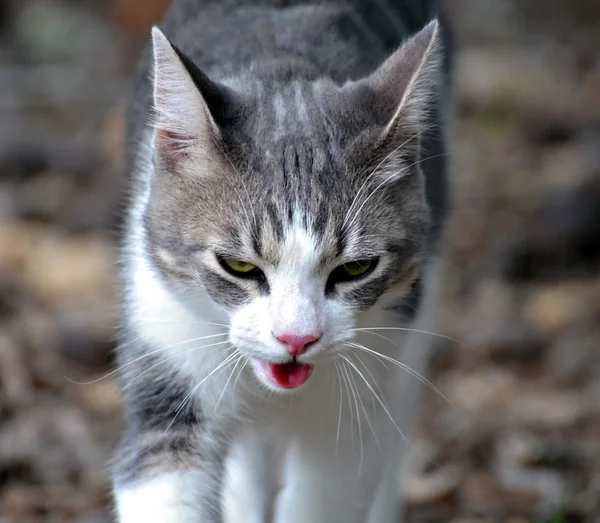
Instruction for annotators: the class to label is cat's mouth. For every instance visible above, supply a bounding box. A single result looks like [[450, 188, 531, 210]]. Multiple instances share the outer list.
[[253, 358, 313, 389]]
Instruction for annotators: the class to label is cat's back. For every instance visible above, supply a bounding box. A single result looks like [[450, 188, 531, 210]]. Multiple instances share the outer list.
[[159, 0, 435, 77]]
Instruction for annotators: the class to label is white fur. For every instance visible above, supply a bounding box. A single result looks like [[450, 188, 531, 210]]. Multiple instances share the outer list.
[[223, 430, 276, 523], [116, 470, 216, 523]]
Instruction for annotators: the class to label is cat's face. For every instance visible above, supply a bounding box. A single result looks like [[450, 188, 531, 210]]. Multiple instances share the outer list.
[[142, 23, 440, 391]]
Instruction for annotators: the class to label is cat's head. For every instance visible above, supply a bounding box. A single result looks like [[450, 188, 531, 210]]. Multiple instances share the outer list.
[[141, 21, 442, 391]]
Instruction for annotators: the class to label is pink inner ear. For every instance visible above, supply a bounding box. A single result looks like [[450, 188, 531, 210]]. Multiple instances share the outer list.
[[154, 127, 194, 168]]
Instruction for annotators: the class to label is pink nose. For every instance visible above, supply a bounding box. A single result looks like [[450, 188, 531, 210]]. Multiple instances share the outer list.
[[276, 334, 319, 356]]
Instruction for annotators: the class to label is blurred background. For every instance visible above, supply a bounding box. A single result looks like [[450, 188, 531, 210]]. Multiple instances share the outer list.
[[0, 0, 599, 521]]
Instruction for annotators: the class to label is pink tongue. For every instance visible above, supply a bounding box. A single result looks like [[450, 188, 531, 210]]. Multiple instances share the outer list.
[[269, 361, 312, 388]]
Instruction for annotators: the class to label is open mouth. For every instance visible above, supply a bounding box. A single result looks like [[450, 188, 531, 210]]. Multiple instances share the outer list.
[[256, 358, 313, 389]]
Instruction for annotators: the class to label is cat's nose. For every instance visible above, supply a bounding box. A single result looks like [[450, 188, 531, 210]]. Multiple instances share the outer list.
[[276, 333, 320, 356]]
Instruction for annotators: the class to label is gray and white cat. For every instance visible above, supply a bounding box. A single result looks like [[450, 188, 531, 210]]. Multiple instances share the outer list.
[[113, 0, 451, 521]]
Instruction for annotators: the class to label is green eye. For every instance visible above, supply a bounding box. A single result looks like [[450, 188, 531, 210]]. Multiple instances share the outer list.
[[341, 260, 373, 278], [222, 258, 256, 274], [325, 258, 379, 291]]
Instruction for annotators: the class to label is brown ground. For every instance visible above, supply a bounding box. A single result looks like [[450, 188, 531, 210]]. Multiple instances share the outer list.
[[0, 1, 599, 522]]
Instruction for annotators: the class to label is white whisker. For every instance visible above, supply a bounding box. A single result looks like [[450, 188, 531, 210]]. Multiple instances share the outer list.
[[214, 353, 245, 412], [353, 352, 385, 406], [352, 326, 459, 344], [339, 362, 355, 448], [334, 363, 344, 457], [340, 354, 412, 449], [345, 354, 385, 459], [122, 340, 233, 392], [231, 358, 248, 402], [164, 350, 240, 434], [341, 361, 363, 475], [346, 339, 452, 406], [65, 332, 229, 386]]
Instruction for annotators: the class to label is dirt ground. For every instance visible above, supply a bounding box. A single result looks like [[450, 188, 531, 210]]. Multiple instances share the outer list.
[[0, 1, 598, 521]]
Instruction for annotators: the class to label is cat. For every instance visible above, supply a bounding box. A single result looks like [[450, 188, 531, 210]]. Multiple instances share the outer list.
[[113, 0, 451, 522]]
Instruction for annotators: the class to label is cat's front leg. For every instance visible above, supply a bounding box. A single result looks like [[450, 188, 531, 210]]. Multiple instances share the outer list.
[[115, 468, 218, 523], [274, 417, 387, 523], [223, 428, 276, 523], [113, 425, 226, 523], [112, 352, 231, 523]]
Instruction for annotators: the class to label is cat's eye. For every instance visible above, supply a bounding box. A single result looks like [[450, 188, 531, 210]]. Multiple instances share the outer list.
[[341, 260, 373, 278], [217, 255, 267, 287], [221, 257, 257, 274], [326, 258, 378, 291]]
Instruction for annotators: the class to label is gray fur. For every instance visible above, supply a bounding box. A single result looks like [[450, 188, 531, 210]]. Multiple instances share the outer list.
[[141, 19, 442, 305]]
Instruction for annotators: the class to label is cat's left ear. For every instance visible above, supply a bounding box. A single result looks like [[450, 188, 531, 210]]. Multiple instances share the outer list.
[[150, 27, 226, 169], [362, 19, 442, 161]]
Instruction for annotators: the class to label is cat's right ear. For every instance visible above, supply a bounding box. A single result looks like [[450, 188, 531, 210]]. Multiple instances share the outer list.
[[150, 27, 220, 169], [348, 20, 442, 180]]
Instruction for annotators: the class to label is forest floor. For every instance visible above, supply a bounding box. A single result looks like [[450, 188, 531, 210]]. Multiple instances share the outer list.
[[0, 1, 599, 521]]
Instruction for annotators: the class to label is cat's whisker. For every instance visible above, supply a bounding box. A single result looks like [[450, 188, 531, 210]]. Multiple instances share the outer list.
[[326, 365, 334, 403], [122, 341, 234, 392], [344, 354, 385, 460], [351, 326, 459, 344], [342, 360, 367, 477], [340, 354, 412, 450], [341, 361, 363, 474], [389, 294, 420, 315], [345, 339, 453, 406], [231, 357, 248, 402], [65, 332, 230, 386], [353, 352, 385, 405], [333, 363, 344, 457], [352, 329, 404, 357], [100, 259, 125, 269], [338, 362, 354, 448], [343, 342, 388, 369], [164, 350, 241, 435], [214, 352, 245, 412]]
